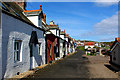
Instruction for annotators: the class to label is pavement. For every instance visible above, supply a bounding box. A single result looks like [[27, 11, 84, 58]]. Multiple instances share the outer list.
[[11, 49, 119, 80]]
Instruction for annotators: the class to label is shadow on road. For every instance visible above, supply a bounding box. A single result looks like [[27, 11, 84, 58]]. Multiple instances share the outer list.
[[104, 64, 119, 72]]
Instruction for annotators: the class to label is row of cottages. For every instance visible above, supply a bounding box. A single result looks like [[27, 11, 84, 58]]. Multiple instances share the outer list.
[[109, 38, 120, 67], [0, 2, 76, 79]]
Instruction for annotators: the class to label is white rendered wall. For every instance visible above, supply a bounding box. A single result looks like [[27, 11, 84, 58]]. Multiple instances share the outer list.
[[27, 16, 38, 27], [60, 35, 64, 40], [50, 29, 57, 36], [57, 30, 59, 36], [65, 42, 68, 55], [2, 13, 45, 78], [60, 39, 64, 58], [0, 12, 2, 80], [85, 45, 94, 49], [65, 38, 68, 42]]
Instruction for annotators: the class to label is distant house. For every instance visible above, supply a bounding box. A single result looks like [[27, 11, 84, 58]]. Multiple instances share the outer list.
[[46, 21, 60, 62], [65, 34, 69, 55], [60, 30, 66, 58], [84, 42, 95, 55], [0, 2, 45, 79], [45, 31, 57, 63], [84, 42, 95, 49], [71, 39, 76, 53], [95, 42, 101, 47], [110, 38, 120, 67]]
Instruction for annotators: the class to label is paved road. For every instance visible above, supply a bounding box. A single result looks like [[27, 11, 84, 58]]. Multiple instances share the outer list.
[[24, 49, 118, 79]]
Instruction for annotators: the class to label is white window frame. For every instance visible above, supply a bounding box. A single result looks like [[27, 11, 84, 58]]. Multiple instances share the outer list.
[[38, 43, 42, 55], [13, 38, 23, 62]]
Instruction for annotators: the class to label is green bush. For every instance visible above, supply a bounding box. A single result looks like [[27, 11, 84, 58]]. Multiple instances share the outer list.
[[77, 46, 85, 51]]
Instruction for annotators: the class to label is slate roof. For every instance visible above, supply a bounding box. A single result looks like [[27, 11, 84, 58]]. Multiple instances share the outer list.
[[110, 38, 120, 49], [1, 2, 30, 23], [1, 2, 45, 31]]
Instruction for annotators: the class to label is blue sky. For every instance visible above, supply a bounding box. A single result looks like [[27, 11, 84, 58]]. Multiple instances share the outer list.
[[26, 2, 118, 42]]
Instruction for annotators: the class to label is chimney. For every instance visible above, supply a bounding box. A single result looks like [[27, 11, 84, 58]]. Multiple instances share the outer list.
[[57, 24, 58, 26], [40, 5, 42, 10], [64, 30, 65, 33], [50, 21, 55, 25], [59, 27, 60, 30], [16, 0, 27, 10], [115, 37, 120, 41]]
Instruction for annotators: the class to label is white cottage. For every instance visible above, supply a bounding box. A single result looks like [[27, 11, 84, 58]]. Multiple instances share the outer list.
[[60, 30, 66, 58], [65, 34, 69, 55], [0, 2, 46, 79], [46, 21, 61, 60]]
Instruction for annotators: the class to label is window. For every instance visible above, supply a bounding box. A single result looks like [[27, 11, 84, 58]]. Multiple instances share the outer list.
[[14, 40, 22, 62], [38, 43, 42, 55], [49, 44, 51, 56], [113, 51, 116, 60]]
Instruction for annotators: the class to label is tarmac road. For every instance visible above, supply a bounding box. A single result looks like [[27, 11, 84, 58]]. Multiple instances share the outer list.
[[24, 49, 118, 80]]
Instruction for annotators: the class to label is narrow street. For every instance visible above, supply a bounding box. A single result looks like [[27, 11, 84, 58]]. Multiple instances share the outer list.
[[25, 50, 118, 79]]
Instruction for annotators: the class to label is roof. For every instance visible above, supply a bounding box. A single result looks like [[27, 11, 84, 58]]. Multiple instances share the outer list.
[[116, 38, 120, 43], [60, 31, 65, 35], [1, 2, 31, 23], [65, 34, 69, 38], [110, 38, 120, 49], [23, 5, 43, 16], [47, 25, 59, 29], [23, 10, 43, 16], [1, 2, 45, 31], [84, 42, 95, 46]]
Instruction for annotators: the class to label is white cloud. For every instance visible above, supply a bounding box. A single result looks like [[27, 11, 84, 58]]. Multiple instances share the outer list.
[[80, 12, 118, 41], [94, 0, 118, 7], [94, 0, 118, 2], [94, 13, 118, 35]]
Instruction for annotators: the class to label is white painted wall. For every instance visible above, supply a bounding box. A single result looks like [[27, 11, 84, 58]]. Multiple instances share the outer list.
[[60, 39, 64, 58], [60, 35, 64, 40], [2, 13, 45, 78], [0, 12, 2, 80], [27, 15, 42, 28], [65, 37, 68, 42], [65, 42, 68, 55], [50, 29, 57, 36], [57, 30, 59, 36], [69, 43, 71, 53], [85, 45, 94, 49], [27, 16, 38, 27]]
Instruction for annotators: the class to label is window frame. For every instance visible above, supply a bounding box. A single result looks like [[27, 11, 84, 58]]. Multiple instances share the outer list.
[[13, 39, 22, 63], [38, 43, 42, 55]]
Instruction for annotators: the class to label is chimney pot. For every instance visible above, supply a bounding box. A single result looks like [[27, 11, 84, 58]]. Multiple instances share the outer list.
[[40, 5, 42, 10], [116, 38, 120, 41], [64, 30, 65, 33]]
